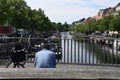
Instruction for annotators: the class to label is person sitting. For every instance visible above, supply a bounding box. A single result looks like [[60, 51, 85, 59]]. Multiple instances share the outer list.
[[34, 43, 56, 68]]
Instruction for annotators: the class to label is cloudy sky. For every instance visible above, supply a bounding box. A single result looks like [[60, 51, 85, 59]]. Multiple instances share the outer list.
[[25, 0, 120, 24]]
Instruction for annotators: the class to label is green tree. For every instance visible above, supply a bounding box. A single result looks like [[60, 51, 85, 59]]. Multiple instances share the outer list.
[[0, 0, 12, 25]]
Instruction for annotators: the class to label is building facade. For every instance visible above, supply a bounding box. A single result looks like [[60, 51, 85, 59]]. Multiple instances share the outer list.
[[0, 26, 13, 34]]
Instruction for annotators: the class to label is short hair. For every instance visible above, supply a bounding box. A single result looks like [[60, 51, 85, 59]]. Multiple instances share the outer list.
[[42, 43, 50, 50]]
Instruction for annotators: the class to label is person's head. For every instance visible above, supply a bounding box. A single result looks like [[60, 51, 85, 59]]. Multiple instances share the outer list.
[[41, 43, 50, 50]]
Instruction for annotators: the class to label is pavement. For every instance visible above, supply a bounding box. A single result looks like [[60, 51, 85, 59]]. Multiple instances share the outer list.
[[0, 63, 120, 80]]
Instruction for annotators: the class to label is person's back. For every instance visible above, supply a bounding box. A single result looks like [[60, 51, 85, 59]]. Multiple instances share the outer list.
[[34, 44, 56, 68]]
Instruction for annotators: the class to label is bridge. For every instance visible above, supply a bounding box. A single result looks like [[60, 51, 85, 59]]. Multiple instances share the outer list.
[[0, 37, 120, 79]]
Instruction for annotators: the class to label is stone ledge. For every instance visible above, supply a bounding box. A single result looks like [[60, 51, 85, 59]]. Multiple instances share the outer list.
[[0, 64, 120, 79]]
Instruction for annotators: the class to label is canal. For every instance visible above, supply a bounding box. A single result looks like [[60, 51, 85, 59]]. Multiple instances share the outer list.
[[60, 32, 120, 64]]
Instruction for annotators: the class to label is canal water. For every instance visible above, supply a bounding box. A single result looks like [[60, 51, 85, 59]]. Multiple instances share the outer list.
[[60, 32, 120, 64]]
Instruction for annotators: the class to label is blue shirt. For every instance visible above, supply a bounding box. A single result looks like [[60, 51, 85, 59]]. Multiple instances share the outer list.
[[34, 49, 56, 68]]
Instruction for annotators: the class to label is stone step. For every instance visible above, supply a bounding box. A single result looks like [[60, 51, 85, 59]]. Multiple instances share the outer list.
[[0, 63, 120, 79]]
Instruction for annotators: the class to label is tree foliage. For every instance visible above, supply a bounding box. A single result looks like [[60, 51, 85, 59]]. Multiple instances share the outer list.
[[0, 0, 69, 32], [70, 13, 120, 33]]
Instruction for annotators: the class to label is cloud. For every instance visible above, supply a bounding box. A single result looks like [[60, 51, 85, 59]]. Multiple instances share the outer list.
[[25, 0, 120, 24]]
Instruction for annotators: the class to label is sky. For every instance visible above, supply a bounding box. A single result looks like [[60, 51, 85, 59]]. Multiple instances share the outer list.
[[25, 0, 120, 24]]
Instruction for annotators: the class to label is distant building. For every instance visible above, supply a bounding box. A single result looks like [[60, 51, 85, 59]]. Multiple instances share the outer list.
[[0, 26, 13, 34], [93, 2, 120, 20], [72, 18, 85, 25], [72, 2, 120, 24], [93, 7, 114, 20], [113, 2, 120, 15], [82, 17, 92, 23]]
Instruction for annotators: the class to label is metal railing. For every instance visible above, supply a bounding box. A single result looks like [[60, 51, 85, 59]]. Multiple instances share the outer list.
[[61, 38, 120, 65], [0, 37, 120, 66]]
